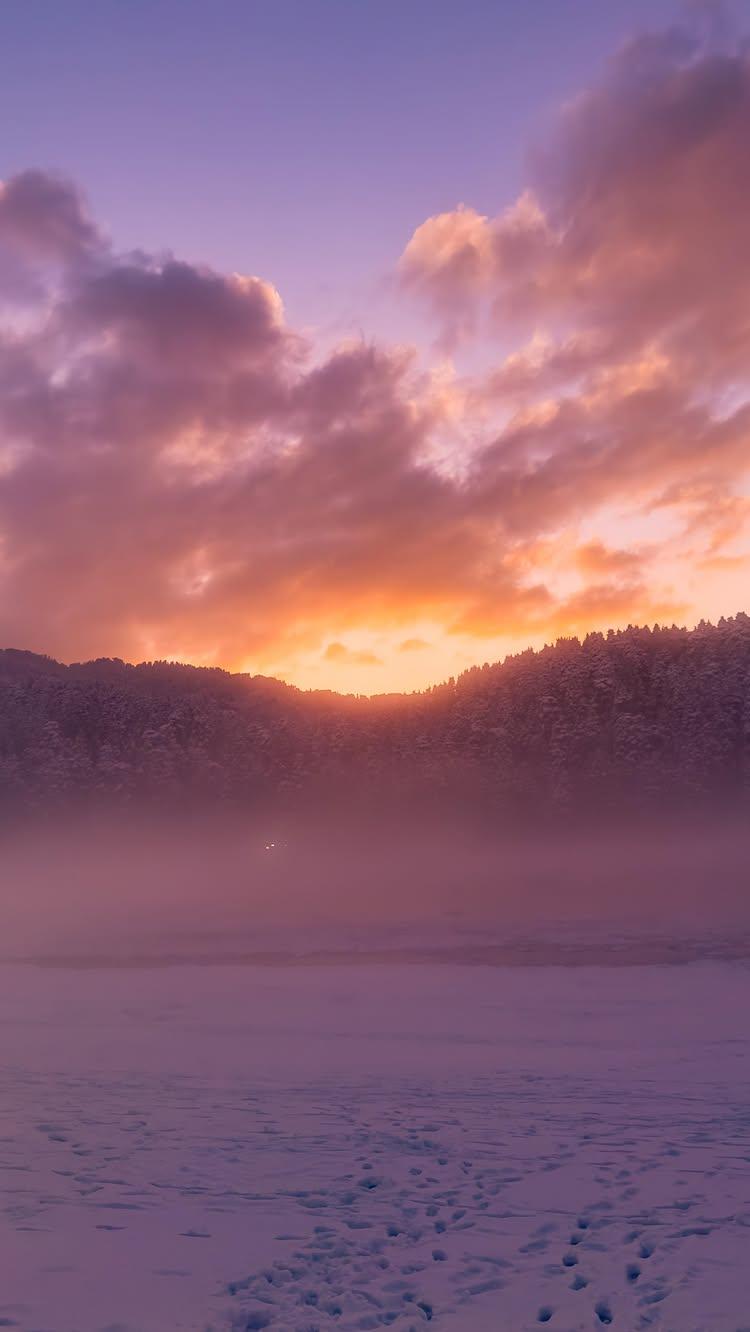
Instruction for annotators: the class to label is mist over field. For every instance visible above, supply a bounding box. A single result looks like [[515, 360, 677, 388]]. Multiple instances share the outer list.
[[2, 811, 749, 967]]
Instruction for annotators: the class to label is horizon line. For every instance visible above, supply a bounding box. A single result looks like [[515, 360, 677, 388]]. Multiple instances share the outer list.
[[2, 609, 748, 701]]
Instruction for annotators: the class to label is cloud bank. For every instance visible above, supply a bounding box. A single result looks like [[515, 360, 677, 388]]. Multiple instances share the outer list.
[[1, 18, 749, 686]]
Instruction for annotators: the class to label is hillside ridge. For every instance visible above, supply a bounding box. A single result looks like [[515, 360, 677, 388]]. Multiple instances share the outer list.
[[1, 614, 749, 818]]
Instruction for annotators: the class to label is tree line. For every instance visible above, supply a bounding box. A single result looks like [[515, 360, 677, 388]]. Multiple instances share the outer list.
[[1, 614, 749, 821]]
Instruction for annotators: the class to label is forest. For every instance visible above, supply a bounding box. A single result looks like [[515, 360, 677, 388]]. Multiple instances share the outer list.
[[1, 615, 749, 822]]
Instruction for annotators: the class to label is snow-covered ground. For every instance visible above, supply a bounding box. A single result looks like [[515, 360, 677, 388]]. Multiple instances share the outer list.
[[0, 958, 748, 1332]]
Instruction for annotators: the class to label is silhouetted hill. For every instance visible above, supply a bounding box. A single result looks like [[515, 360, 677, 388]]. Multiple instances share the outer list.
[[1, 615, 749, 821]]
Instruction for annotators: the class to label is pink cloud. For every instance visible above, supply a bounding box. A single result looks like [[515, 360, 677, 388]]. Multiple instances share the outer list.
[[401, 24, 750, 394]]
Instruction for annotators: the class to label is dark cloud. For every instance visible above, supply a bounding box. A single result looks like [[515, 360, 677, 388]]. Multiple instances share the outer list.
[[64, 259, 288, 371], [0, 169, 100, 264]]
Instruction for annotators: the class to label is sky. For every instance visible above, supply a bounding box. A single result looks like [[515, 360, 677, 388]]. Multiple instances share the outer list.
[[1, 0, 749, 693]]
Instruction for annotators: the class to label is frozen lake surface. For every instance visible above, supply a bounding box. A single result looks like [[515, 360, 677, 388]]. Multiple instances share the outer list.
[[0, 958, 748, 1331]]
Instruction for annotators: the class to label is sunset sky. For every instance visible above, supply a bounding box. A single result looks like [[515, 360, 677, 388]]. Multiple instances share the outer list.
[[1, 0, 749, 693]]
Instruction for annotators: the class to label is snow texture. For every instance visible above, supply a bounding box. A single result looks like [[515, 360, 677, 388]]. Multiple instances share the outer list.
[[0, 959, 748, 1331]]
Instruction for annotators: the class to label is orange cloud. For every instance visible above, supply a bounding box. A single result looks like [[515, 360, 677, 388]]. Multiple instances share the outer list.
[[323, 642, 382, 667], [573, 541, 644, 578]]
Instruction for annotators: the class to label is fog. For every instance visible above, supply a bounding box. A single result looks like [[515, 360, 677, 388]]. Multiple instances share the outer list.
[[1, 811, 748, 966]]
